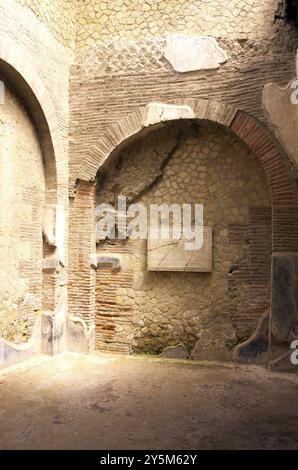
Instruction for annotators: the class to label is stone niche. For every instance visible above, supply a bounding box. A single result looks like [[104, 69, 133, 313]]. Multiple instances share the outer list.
[[95, 121, 271, 358], [147, 226, 212, 272], [0, 79, 45, 343]]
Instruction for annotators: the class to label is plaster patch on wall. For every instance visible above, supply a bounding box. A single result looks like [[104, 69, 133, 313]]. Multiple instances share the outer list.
[[164, 35, 228, 73], [42, 255, 59, 272], [67, 315, 95, 354], [42, 205, 66, 265], [42, 205, 56, 246], [262, 49, 298, 167], [263, 79, 298, 166], [147, 226, 212, 272]]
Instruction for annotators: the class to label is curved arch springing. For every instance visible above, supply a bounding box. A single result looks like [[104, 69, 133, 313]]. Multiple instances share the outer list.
[[71, 98, 297, 206], [0, 37, 63, 204]]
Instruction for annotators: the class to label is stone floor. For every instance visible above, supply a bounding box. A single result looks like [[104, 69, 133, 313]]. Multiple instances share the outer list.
[[0, 352, 298, 450]]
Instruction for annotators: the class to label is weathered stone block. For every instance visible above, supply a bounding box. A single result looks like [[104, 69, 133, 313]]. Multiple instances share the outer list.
[[67, 316, 95, 354], [164, 35, 228, 73], [42, 205, 56, 246], [43, 255, 59, 272], [264, 51, 298, 166], [263, 78, 298, 166], [97, 256, 122, 271], [147, 226, 212, 272], [161, 344, 189, 359], [41, 293, 66, 355], [145, 102, 195, 127]]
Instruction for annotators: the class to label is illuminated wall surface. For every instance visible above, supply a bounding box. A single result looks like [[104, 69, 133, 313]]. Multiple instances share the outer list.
[[0, 0, 297, 369]]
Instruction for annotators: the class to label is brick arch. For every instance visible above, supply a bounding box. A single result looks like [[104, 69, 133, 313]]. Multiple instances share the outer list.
[[0, 37, 63, 204], [71, 98, 296, 206], [69, 98, 298, 361], [0, 38, 66, 358]]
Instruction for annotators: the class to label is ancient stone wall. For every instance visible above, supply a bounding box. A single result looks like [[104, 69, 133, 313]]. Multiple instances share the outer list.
[[0, 0, 73, 352], [75, 0, 281, 45], [95, 122, 271, 358], [69, 1, 298, 363], [70, 0, 298, 182], [0, 81, 45, 342], [1, 0, 73, 203], [0, 0, 297, 365], [16, 0, 77, 49]]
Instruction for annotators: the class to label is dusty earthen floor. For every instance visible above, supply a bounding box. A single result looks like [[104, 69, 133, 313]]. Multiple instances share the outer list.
[[0, 352, 298, 450]]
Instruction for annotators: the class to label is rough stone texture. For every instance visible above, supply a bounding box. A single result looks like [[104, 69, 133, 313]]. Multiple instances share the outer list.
[[161, 344, 189, 359], [1, 353, 298, 449], [0, 317, 41, 369], [75, 0, 284, 46], [164, 35, 228, 72], [0, 0, 72, 205], [76, 37, 168, 77], [1, 0, 298, 367], [95, 124, 180, 205], [16, 0, 77, 48], [0, 82, 45, 343], [70, 22, 298, 181], [0, 0, 71, 366], [95, 122, 271, 357]]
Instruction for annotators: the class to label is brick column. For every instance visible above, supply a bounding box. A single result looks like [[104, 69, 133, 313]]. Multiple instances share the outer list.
[[68, 181, 96, 353]]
